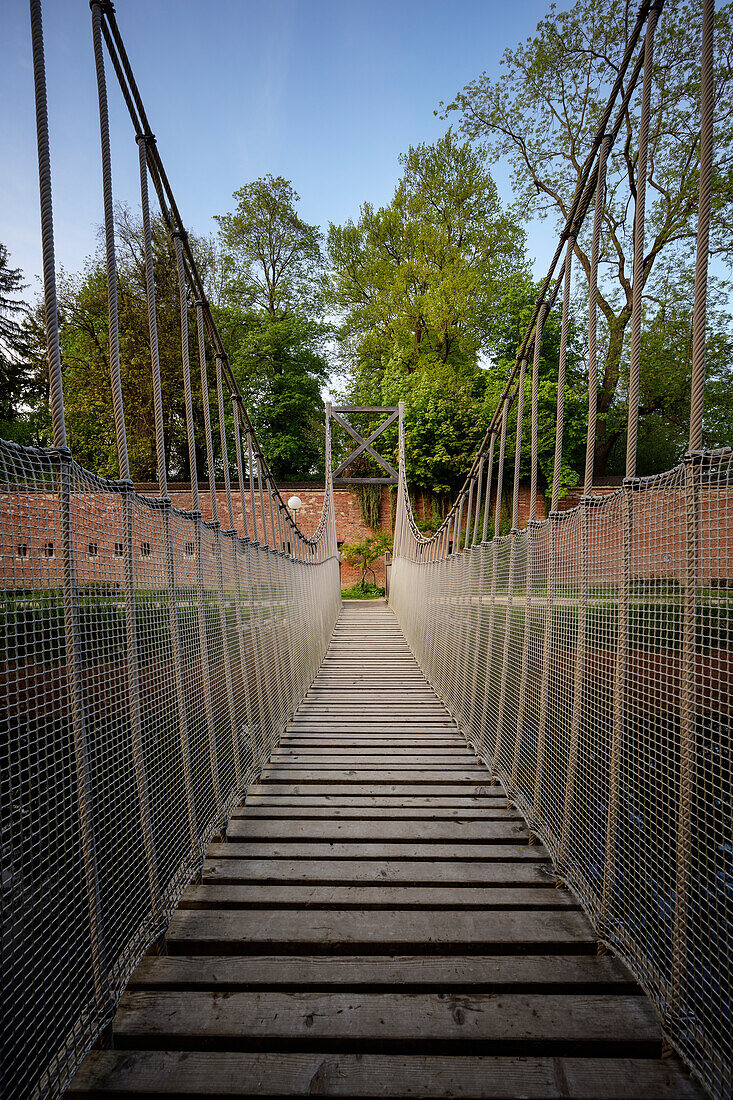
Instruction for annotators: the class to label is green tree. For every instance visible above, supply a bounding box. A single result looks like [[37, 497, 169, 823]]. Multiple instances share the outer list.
[[443, 0, 733, 475], [0, 243, 37, 444], [328, 131, 527, 379], [215, 176, 331, 480], [342, 530, 392, 588], [328, 132, 532, 492], [23, 207, 214, 481]]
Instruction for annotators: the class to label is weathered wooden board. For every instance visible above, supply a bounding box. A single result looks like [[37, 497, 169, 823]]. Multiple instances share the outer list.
[[225, 819, 529, 841], [247, 784, 503, 797], [259, 771, 491, 782], [206, 842, 546, 861], [178, 885, 577, 909], [68, 601, 699, 1100], [68, 1051, 703, 1097], [112, 990, 660, 1050], [165, 908, 597, 952], [201, 859, 555, 886], [231, 806, 519, 819], [128, 953, 633, 990]]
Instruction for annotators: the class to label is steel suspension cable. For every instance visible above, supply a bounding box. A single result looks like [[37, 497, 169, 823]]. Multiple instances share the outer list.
[[689, 0, 715, 452], [626, 3, 660, 478]]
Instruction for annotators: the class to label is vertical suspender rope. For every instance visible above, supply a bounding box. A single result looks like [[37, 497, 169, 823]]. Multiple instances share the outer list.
[[233, 401, 249, 539], [30, 0, 66, 452], [689, 0, 715, 452], [247, 432, 260, 545], [482, 432, 496, 543], [602, 2, 660, 928], [512, 308, 547, 793], [91, 0, 160, 921], [584, 136, 611, 498], [551, 239, 575, 514], [137, 131, 197, 852], [478, 398, 509, 763], [174, 234, 199, 514], [194, 301, 219, 524], [672, 0, 715, 1035], [494, 359, 528, 771], [216, 355, 236, 532], [472, 456, 485, 546], [626, 3, 659, 480], [195, 307, 241, 790], [229, 396, 262, 770], [30, 0, 109, 1014], [174, 232, 221, 819]]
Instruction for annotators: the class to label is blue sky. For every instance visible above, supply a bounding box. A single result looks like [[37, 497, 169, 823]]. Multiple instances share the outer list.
[[2, 0, 556, 299]]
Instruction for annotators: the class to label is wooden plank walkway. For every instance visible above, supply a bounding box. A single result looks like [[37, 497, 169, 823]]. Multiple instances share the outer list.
[[71, 601, 702, 1098]]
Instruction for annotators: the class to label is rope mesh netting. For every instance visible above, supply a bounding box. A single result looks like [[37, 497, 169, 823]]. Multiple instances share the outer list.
[[1, 441, 340, 1099], [389, 1, 730, 1092], [3, 5, 341, 1093], [3, 0, 729, 1096], [391, 451, 732, 1098]]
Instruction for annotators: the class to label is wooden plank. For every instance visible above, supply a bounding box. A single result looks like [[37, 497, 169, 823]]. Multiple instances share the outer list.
[[66, 602, 702, 1100], [69, 1050, 703, 1097], [244, 797, 508, 808], [277, 739, 467, 747], [165, 909, 594, 952], [247, 784, 503, 796], [179, 885, 577, 909], [128, 952, 634, 991], [258, 771, 490, 782], [111, 991, 661, 1051], [225, 820, 529, 842], [268, 756, 477, 766], [232, 806, 519, 819], [201, 859, 554, 885], [207, 842, 547, 861], [271, 750, 474, 759]]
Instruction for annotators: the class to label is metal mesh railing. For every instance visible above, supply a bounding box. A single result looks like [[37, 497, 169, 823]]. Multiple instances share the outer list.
[[391, 2, 731, 1096], [2, 4, 341, 1097], [0, 442, 339, 1100], [391, 451, 732, 1098]]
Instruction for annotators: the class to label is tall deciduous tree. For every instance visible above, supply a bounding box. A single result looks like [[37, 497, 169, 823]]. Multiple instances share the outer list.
[[327, 132, 585, 493], [0, 243, 35, 442], [328, 132, 527, 381], [23, 207, 213, 481], [443, 0, 733, 475], [215, 176, 331, 480]]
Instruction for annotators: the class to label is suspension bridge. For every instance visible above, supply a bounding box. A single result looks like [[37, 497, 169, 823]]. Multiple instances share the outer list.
[[2, 1, 729, 1097]]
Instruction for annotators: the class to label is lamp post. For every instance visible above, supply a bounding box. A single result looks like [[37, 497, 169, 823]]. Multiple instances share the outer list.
[[287, 495, 302, 524]]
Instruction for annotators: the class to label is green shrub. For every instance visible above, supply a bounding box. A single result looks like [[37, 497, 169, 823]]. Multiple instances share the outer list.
[[341, 581, 385, 600]]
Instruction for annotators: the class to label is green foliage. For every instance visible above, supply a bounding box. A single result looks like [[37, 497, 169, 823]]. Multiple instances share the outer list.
[[21, 208, 215, 480], [328, 133, 538, 492], [215, 175, 324, 317], [215, 305, 329, 480], [356, 483, 381, 529], [341, 530, 393, 586], [0, 243, 40, 446], [341, 581, 385, 599], [443, 0, 733, 475], [215, 176, 331, 479]]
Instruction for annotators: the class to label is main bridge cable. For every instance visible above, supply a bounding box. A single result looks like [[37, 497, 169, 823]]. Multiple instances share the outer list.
[[406, 0, 665, 553], [94, 1, 326, 556]]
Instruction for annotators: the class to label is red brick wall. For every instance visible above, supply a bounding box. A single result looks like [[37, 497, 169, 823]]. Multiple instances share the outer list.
[[3, 478, 727, 591], [158, 484, 394, 588]]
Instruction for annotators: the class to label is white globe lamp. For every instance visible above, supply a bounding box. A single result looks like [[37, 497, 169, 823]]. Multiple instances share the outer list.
[[287, 495, 302, 522]]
